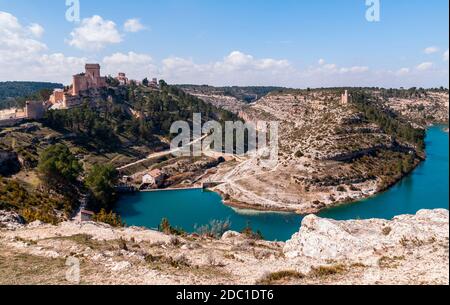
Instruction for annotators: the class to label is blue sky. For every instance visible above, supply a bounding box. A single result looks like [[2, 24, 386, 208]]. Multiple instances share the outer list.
[[0, 0, 448, 88]]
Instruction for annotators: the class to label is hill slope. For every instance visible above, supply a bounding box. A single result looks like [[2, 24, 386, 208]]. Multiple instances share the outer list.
[[0, 81, 63, 109], [206, 88, 426, 213]]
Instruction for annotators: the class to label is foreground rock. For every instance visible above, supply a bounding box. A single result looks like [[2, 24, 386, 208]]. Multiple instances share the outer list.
[[0, 210, 448, 285], [0, 211, 24, 230]]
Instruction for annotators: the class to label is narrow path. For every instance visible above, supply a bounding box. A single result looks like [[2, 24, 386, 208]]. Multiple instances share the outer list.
[[117, 134, 208, 171], [71, 193, 89, 222]]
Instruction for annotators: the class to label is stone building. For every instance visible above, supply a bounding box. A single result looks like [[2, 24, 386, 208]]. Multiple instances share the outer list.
[[49, 89, 65, 104], [48, 63, 107, 110], [116, 72, 129, 85], [341, 90, 352, 104], [142, 169, 164, 187], [0, 101, 44, 127], [71, 64, 107, 96], [24, 101, 45, 120]]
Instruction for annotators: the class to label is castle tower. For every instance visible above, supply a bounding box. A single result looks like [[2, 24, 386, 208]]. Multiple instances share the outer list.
[[71, 64, 107, 96], [85, 64, 101, 79], [341, 90, 352, 104]]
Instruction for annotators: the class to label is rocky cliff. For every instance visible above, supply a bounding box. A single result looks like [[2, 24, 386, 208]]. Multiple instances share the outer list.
[[0, 209, 448, 285]]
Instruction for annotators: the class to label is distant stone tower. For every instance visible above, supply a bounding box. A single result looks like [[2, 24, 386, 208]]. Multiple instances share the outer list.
[[341, 90, 352, 105]]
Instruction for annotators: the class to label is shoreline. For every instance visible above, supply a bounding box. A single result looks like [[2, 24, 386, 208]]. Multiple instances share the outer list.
[[216, 156, 425, 215], [126, 149, 425, 215], [121, 125, 446, 215]]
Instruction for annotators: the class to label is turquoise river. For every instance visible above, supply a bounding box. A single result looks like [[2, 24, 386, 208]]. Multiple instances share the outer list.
[[116, 126, 449, 241]]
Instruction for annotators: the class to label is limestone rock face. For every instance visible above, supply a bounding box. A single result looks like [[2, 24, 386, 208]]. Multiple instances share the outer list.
[[0, 210, 25, 230], [284, 209, 449, 261]]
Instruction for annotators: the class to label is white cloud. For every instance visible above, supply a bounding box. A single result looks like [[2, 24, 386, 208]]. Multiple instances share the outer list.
[[28, 23, 44, 38], [0, 11, 88, 83], [124, 18, 146, 32], [103, 52, 157, 80], [67, 15, 122, 51], [0, 11, 47, 62], [339, 66, 369, 73], [396, 68, 410, 76], [103, 52, 153, 65], [416, 62, 433, 71], [160, 51, 294, 86], [0, 12, 447, 88], [424, 46, 440, 54]]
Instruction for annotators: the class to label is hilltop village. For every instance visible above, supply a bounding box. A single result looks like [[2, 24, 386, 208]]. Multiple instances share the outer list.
[[0, 64, 159, 127]]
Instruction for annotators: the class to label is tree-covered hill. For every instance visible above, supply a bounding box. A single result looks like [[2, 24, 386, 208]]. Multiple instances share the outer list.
[[0, 81, 63, 109], [44, 81, 239, 150], [177, 85, 285, 103]]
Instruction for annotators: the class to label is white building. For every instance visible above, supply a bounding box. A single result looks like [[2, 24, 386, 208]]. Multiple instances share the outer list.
[[142, 169, 164, 186]]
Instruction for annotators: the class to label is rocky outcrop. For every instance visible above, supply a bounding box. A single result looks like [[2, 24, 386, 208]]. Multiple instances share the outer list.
[[0, 210, 448, 285], [0, 210, 25, 230], [284, 209, 449, 262]]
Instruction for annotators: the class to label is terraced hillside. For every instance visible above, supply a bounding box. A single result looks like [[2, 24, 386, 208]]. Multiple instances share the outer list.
[[206, 89, 426, 213]]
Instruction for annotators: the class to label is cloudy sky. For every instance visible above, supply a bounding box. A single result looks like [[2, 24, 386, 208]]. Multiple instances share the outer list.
[[0, 0, 448, 88]]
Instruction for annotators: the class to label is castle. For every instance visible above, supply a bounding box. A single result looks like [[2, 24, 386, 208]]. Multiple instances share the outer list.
[[0, 101, 45, 127], [72, 64, 107, 96], [1, 63, 160, 127], [341, 90, 352, 104], [48, 64, 108, 109]]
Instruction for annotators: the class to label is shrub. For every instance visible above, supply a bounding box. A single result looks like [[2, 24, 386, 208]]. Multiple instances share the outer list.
[[241, 222, 264, 240], [159, 218, 186, 236], [195, 219, 232, 239], [382, 226, 392, 236], [92, 209, 124, 227], [337, 186, 347, 192], [310, 264, 347, 277], [257, 270, 304, 285]]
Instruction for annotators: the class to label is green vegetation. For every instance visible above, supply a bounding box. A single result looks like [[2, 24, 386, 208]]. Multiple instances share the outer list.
[[0, 178, 73, 224], [92, 209, 123, 227], [378, 87, 448, 99], [352, 91, 426, 150], [0, 81, 63, 109], [37, 144, 82, 187], [159, 218, 186, 236], [43, 82, 238, 150], [145, 253, 191, 269], [194, 219, 232, 239], [44, 104, 121, 149], [85, 164, 118, 210], [360, 150, 417, 189]]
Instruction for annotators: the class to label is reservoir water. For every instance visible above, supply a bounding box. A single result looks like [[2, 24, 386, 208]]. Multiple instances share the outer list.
[[116, 126, 449, 241]]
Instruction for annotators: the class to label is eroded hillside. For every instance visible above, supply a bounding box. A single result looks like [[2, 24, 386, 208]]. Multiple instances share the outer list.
[[206, 89, 425, 213]]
